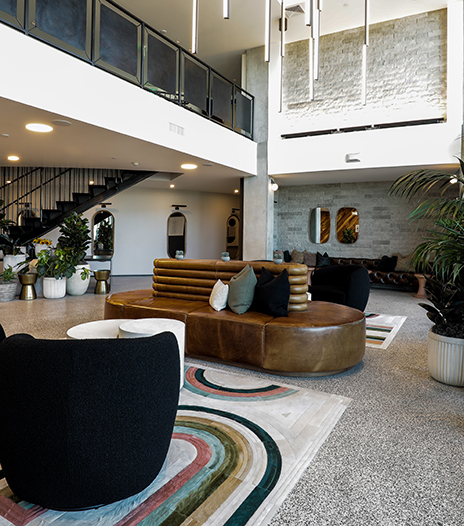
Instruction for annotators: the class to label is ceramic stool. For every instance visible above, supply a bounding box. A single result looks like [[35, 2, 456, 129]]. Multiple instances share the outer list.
[[18, 273, 37, 300], [94, 269, 110, 294]]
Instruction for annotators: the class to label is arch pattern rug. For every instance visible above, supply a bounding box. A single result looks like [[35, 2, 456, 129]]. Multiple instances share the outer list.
[[0, 365, 351, 526]]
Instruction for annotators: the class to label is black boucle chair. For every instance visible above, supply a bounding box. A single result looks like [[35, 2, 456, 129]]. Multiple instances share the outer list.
[[0, 331, 180, 511], [309, 264, 370, 312]]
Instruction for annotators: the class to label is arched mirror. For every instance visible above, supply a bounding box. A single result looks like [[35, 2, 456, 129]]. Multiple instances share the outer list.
[[309, 207, 330, 244], [167, 210, 187, 258], [337, 207, 359, 244], [92, 210, 114, 256], [226, 212, 240, 260]]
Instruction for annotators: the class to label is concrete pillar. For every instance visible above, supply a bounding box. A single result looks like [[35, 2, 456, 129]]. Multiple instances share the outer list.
[[242, 46, 274, 261]]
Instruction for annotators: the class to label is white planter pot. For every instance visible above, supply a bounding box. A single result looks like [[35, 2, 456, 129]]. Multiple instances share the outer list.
[[3, 253, 26, 272], [66, 264, 91, 296], [43, 277, 67, 299], [428, 329, 464, 386]]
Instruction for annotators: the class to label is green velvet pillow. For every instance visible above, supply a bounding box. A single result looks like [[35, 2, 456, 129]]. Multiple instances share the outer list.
[[227, 265, 257, 314]]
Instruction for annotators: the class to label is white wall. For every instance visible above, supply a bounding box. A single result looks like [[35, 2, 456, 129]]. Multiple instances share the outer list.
[[53, 186, 240, 275]]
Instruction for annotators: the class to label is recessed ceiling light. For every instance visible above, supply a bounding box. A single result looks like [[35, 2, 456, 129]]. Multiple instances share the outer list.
[[7, 155, 19, 161], [51, 119, 72, 127], [26, 123, 53, 133], [161, 29, 167, 34], [89, 180, 95, 185], [234, 189, 239, 193], [170, 184, 175, 188], [181, 163, 197, 170], [1, 134, 9, 138], [6, 180, 12, 184]]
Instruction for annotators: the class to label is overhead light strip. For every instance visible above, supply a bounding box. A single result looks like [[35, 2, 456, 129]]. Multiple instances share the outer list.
[[362, 0, 369, 105], [265, 0, 271, 62], [223, 0, 229, 19], [192, 0, 199, 54]]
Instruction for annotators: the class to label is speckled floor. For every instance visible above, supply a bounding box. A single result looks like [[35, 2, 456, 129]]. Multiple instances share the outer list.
[[1, 279, 463, 525]]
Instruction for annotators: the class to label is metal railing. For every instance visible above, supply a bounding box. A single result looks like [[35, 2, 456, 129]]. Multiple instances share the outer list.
[[0, 0, 254, 139]]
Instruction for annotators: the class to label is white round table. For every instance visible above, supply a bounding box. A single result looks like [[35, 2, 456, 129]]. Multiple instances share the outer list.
[[67, 318, 185, 388]]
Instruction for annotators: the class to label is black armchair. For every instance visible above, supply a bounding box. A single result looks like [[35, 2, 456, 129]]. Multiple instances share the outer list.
[[0, 330, 180, 511], [309, 264, 370, 311]]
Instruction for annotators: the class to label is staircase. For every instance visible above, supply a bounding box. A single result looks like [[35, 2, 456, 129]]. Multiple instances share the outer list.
[[1, 167, 156, 245]]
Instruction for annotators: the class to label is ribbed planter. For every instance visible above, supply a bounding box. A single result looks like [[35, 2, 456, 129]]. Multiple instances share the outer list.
[[43, 277, 67, 299], [428, 329, 464, 386], [66, 264, 91, 296], [0, 282, 17, 302]]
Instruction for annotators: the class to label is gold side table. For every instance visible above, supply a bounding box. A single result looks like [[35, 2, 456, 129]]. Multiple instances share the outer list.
[[94, 269, 111, 294], [18, 273, 37, 300]]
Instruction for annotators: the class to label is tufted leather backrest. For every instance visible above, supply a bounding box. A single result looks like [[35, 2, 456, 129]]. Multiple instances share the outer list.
[[153, 258, 309, 312]]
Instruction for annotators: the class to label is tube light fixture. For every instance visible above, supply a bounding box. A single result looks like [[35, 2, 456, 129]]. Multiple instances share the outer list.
[[192, 0, 199, 54], [223, 0, 229, 19], [362, 0, 369, 105], [264, 0, 271, 62], [279, 1, 285, 113], [305, 0, 312, 26], [309, 37, 314, 100], [313, 0, 320, 80]]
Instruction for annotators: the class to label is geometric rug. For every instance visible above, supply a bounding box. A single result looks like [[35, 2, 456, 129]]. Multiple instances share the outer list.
[[365, 313, 407, 350], [0, 364, 351, 526]]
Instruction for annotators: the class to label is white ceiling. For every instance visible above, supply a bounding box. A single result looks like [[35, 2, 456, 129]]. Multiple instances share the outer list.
[[0, 0, 450, 194]]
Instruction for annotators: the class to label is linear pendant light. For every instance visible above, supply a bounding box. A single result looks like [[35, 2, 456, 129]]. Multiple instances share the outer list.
[[305, 0, 312, 27], [279, 0, 285, 113], [362, 0, 369, 105], [309, 37, 314, 100], [265, 0, 271, 62], [313, 0, 320, 80], [223, 0, 229, 19], [192, 0, 199, 54]]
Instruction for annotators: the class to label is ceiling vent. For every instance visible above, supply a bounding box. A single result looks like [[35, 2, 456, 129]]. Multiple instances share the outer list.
[[285, 3, 305, 17]]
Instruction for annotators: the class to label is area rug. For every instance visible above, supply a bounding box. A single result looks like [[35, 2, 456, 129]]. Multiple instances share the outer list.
[[365, 313, 407, 349], [0, 364, 350, 526]]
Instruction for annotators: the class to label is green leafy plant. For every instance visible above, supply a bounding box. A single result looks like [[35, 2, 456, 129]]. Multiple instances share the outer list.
[[389, 158, 464, 282], [0, 266, 16, 283], [221, 252, 229, 258], [57, 212, 91, 266], [420, 276, 464, 338], [35, 248, 75, 279], [341, 228, 356, 244], [176, 250, 184, 256]]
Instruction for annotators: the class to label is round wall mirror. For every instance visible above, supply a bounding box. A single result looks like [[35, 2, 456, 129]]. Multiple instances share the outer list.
[[92, 210, 114, 256], [336, 207, 359, 244], [309, 207, 330, 244]]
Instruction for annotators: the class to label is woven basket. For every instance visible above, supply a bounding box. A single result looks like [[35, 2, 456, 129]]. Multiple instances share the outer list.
[[0, 282, 17, 302]]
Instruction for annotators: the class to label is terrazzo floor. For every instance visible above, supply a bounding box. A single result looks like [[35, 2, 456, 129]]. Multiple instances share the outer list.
[[1, 277, 463, 525]]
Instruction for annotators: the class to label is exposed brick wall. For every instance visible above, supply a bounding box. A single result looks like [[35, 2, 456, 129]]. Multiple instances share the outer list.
[[283, 9, 447, 128], [274, 180, 457, 259]]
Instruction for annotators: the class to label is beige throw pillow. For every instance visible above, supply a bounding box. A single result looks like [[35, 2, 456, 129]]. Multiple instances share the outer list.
[[209, 279, 229, 311]]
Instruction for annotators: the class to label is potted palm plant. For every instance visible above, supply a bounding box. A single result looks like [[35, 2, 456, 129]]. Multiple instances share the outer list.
[[390, 158, 464, 385], [57, 212, 91, 295], [0, 266, 17, 302]]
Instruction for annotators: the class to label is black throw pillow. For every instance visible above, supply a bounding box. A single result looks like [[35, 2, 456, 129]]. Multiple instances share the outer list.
[[377, 255, 398, 272], [283, 250, 291, 263], [316, 251, 331, 267], [253, 267, 290, 317]]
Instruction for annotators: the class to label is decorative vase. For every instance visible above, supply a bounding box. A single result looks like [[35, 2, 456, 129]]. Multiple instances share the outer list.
[[274, 258, 283, 265], [176, 255, 183, 260], [43, 277, 67, 299], [428, 329, 464, 386], [66, 264, 91, 296], [0, 282, 17, 302], [221, 256, 230, 262]]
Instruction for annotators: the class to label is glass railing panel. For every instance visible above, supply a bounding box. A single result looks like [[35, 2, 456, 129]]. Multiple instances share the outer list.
[[0, 0, 25, 28], [181, 52, 209, 115], [28, 0, 92, 60], [94, 0, 142, 85], [143, 28, 179, 103], [235, 88, 253, 138], [211, 72, 233, 129]]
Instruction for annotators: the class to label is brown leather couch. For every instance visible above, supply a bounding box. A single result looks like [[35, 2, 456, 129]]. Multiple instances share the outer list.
[[105, 259, 366, 376]]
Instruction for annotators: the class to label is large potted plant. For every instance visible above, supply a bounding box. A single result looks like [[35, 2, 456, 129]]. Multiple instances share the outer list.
[[35, 248, 75, 299], [390, 158, 464, 385], [0, 266, 17, 302], [57, 212, 91, 295]]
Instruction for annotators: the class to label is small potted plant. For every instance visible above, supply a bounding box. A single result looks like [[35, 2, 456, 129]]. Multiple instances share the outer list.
[[176, 250, 184, 260], [221, 251, 230, 262], [0, 266, 17, 302], [35, 248, 75, 299], [273, 251, 283, 265]]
